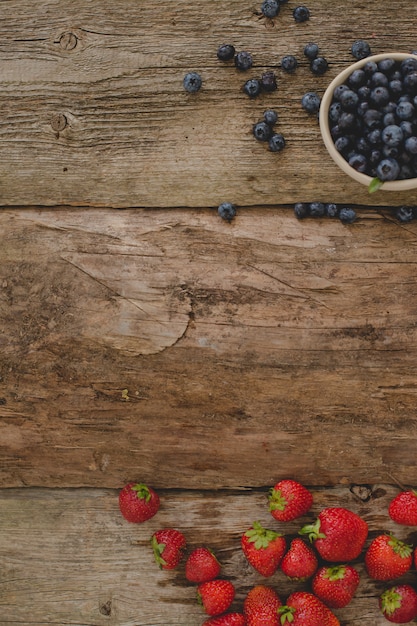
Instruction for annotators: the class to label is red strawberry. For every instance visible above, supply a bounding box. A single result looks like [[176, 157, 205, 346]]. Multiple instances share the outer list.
[[278, 591, 340, 626], [198, 579, 236, 616], [379, 584, 417, 623], [280, 538, 318, 581], [241, 521, 286, 577], [268, 479, 313, 522], [118, 482, 160, 523], [365, 534, 413, 580], [243, 585, 282, 626], [299, 507, 368, 562], [312, 564, 360, 608], [203, 614, 247, 626], [185, 547, 221, 583], [151, 528, 186, 570], [388, 490, 417, 526]]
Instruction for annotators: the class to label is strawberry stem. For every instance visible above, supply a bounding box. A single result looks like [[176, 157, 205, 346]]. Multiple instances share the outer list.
[[298, 518, 326, 542], [278, 605, 296, 624], [388, 535, 413, 558], [245, 521, 282, 549], [268, 487, 288, 512], [380, 588, 402, 616], [151, 535, 167, 568], [132, 483, 151, 502]]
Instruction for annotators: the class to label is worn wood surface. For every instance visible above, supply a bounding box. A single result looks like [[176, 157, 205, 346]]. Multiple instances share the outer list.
[[1, 207, 417, 490], [1, 0, 417, 207], [1, 485, 416, 626]]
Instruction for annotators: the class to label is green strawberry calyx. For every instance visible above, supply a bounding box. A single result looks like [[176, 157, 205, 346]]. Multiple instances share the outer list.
[[268, 487, 289, 512], [388, 535, 413, 559], [278, 605, 296, 624], [380, 588, 402, 616], [298, 518, 326, 543], [245, 521, 282, 549], [132, 483, 151, 502], [323, 565, 347, 581], [151, 535, 167, 568]]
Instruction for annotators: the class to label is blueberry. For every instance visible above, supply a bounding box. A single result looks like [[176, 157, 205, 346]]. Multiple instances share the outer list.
[[370, 71, 389, 88], [349, 153, 368, 172], [301, 91, 321, 113], [395, 206, 414, 222], [381, 124, 404, 147], [263, 109, 278, 125], [404, 72, 417, 94], [363, 60, 378, 76], [304, 42, 319, 60], [243, 78, 262, 98], [396, 100, 415, 120], [281, 55, 298, 73], [357, 85, 371, 101], [363, 108, 383, 129], [325, 203, 339, 217], [261, 71, 277, 92], [293, 6, 310, 22], [405, 136, 417, 154], [234, 51, 253, 71], [334, 136, 352, 154], [348, 69, 366, 89], [217, 44, 236, 61], [400, 120, 414, 138], [329, 102, 342, 122], [401, 57, 417, 74], [183, 72, 202, 93], [261, 0, 280, 18], [351, 40, 371, 60], [294, 202, 308, 219], [268, 133, 286, 152], [338, 112, 357, 131], [309, 202, 325, 217], [333, 84, 350, 101], [253, 121, 273, 142], [310, 57, 329, 75], [339, 89, 359, 111], [383, 112, 397, 127], [378, 58, 396, 74], [370, 86, 390, 107], [376, 157, 400, 181], [389, 79, 403, 97], [218, 202, 237, 222], [339, 207, 357, 223]]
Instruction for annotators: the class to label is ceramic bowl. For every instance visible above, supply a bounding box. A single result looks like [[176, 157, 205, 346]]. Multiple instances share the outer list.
[[319, 52, 417, 191]]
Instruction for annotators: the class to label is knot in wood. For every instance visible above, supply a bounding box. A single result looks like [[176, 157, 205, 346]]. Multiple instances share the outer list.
[[51, 113, 67, 132], [59, 31, 78, 51]]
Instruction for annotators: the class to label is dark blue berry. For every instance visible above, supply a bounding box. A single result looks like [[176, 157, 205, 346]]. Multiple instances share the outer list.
[[253, 121, 273, 142], [401, 58, 417, 74], [376, 157, 400, 181], [348, 153, 367, 172], [351, 40, 371, 60], [183, 72, 202, 93], [405, 136, 417, 154], [339, 89, 359, 111], [243, 78, 262, 98], [370, 71, 389, 88], [396, 100, 415, 120], [261, 71, 277, 92], [261, 0, 280, 18], [304, 42, 319, 60], [370, 86, 390, 107], [293, 6, 310, 22], [217, 44, 235, 61], [294, 202, 308, 219], [281, 55, 298, 73], [395, 206, 414, 222], [378, 58, 396, 75], [348, 69, 367, 89], [234, 51, 253, 71], [309, 202, 325, 217], [382, 124, 404, 147], [325, 203, 339, 217], [339, 207, 357, 223], [334, 136, 352, 154], [310, 57, 329, 75], [268, 133, 286, 152], [301, 91, 321, 113], [218, 202, 237, 222], [263, 109, 278, 125], [329, 102, 342, 122], [404, 72, 417, 94]]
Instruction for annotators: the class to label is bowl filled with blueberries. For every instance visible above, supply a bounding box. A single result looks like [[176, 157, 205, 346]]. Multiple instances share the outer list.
[[319, 52, 417, 192]]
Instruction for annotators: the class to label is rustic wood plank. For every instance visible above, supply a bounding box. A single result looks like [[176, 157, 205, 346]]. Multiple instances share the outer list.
[[2, 0, 417, 207], [1, 207, 417, 489], [0, 485, 415, 625]]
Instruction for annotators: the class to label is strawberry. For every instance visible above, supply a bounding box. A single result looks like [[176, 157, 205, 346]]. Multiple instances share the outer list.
[[243, 585, 282, 626], [280, 538, 318, 580], [312, 564, 360, 608], [388, 490, 417, 526], [118, 482, 160, 523], [185, 547, 221, 583], [379, 584, 417, 623], [278, 591, 340, 626], [365, 534, 413, 580], [151, 528, 186, 570], [198, 579, 236, 616], [268, 479, 313, 522], [299, 507, 368, 562], [241, 521, 286, 577], [202, 614, 247, 626]]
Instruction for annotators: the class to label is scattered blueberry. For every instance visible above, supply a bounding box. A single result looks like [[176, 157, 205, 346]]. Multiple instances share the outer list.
[[301, 91, 321, 114], [294, 202, 309, 219], [325, 203, 339, 217], [218, 202, 237, 222], [243, 78, 262, 98], [339, 207, 357, 223], [304, 42, 319, 60], [217, 44, 236, 61], [268, 133, 286, 152], [253, 121, 273, 142], [309, 202, 325, 217], [281, 55, 298, 73], [263, 109, 278, 125], [293, 6, 310, 22], [310, 56, 329, 75], [395, 206, 414, 222], [261, 71, 278, 92], [234, 51, 253, 71], [183, 72, 202, 93], [261, 0, 280, 18], [351, 40, 371, 60]]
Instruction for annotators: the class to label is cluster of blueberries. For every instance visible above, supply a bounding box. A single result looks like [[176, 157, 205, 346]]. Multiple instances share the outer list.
[[294, 202, 357, 223], [252, 109, 286, 152], [260, 0, 310, 22]]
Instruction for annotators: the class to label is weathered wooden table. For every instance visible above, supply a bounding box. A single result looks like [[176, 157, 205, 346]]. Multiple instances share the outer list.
[[1, 1, 417, 624]]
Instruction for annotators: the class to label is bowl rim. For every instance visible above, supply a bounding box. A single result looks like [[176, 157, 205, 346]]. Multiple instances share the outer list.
[[319, 52, 417, 191]]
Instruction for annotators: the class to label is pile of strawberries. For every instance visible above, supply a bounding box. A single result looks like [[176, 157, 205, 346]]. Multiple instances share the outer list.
[[118, 480, 417, 625]]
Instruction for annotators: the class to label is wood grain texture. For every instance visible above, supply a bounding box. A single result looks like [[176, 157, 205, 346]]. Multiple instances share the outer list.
[[1, 485, 416, 626], [1, 207, 417, 489], [1, 0, 417, 207]]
